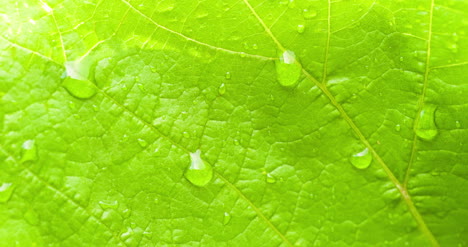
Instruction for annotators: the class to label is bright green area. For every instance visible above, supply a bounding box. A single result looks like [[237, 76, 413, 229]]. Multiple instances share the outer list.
[[0, 0, 467, 246]]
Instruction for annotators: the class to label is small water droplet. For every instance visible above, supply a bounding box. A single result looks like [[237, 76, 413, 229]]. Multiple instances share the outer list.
[[63, 77, 97, 99], [143, 231, 153, 239], [137, 138, 148, 147], [21, 140, 37, 163], [0, 183, 14, 203], [266, 173, 277, 184], [223, 212, 231, 225], [252, 44, 258, 50], [98, 200, 119, 209], [218, 83, 226, 95], [303, 9, 317, 19], [297, 24, 305, 34], [416, 105, 438, 141], [183, 131, 191, 138], [184, 150, 213, 187], [455, 120, 461, 128], [350, 148, 372, 169], [92, 104, 99, 112], [68, 101, 76, 110], [395, 124, 401, 132], [275, 50, 301, 87], [234, 139, 240, 145], [225, 72, 231, 80], [240, 52, 246, 58], [137, 83, 146, 92], [382, 188, 400, 201]]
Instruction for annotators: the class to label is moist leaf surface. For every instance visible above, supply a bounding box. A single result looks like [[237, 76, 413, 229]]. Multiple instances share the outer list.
[[0, 0, 467, 246]]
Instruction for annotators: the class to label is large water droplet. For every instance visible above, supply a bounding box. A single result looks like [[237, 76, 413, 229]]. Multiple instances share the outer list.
[[63, 77, 97, 99], [99, 200, 119, 209], [184, 150, 213, 187], [0, 183, 14, 203], [350, 148, 372, 169], [275, 50, 301, 87], [415, 105, 438, 141], [218, 83, 226, 95], [21, 140, 37, 163], [223, 212, 231, 225]]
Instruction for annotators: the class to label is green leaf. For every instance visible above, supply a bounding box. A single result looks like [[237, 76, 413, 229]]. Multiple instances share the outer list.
[[0, 0, 467, 246]]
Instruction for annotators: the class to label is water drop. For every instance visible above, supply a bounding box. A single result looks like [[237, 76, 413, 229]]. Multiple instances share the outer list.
[[395, 124, 401, 132], [233, 139, 240, 146], [350, 148, 372, 169], [266, 173, 277, 184], [0, 183, 14, 202], [183, 131, 191, 138], [137, 83, 146, 92], [21, 140, 37, 163], [137, 138, 148, 147], [98, 200, 119, 209], [252, 44, 258, 50], [415, 105, 438, 141], [63, 77, 97, 99], [68, 101, 76, 109], [303, 9, 317, 19], [218, 83, 226, 95], [184, 150, 213, 187], [92, 104, 99, 112], [297, 24, 305, 34], [240, 52, 246, 58], [455, 120, 461, 128], [225, 72, 231, 80], [143, 231, 153, 239], [382, 188, 400, 201], [275, 50, 301, 87], [223, 212, 231, 225]]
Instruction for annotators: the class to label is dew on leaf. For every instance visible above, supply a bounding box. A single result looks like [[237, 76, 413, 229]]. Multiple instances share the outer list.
[[395, 124, 401, 132], [303, 9, 317, 19], [223, 212, 231, 225], [98, 200, 119, 209], [183, 131, 191, 138], [21, 140, 37, 163], [0, 183, 14, 203], [266, 173, 277, 184], [297, 24, 305, 34], [455, 120, 461, 128], [184, 150, 213, 187], [137, 83, 145, 92], [218, 83, 226, 95], [275, 50, 301, 87], [350, 147, 372, 169], [252, 44, 258, 50], [415, 105, 438, 141], [225, 72, 231, 80], [137, 138, 148, 147], [382, 188, 400, 202], [63, 77, 97, 99]]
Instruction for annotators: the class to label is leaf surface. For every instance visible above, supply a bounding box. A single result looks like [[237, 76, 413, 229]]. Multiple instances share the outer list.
[[0, 0, 467, 246]]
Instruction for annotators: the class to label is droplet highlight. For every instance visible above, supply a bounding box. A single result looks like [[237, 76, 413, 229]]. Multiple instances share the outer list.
[[21, 140, 37, 163], [415, 105, 438, 141], [275, 50, 301, 87], [350, 148, 372, 169], [225, 72, 231, 80], [63, 77, 97, 99], [0, 183, 14, 203], [395, 124, 401, 132], [184, 150, 213, 187]]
